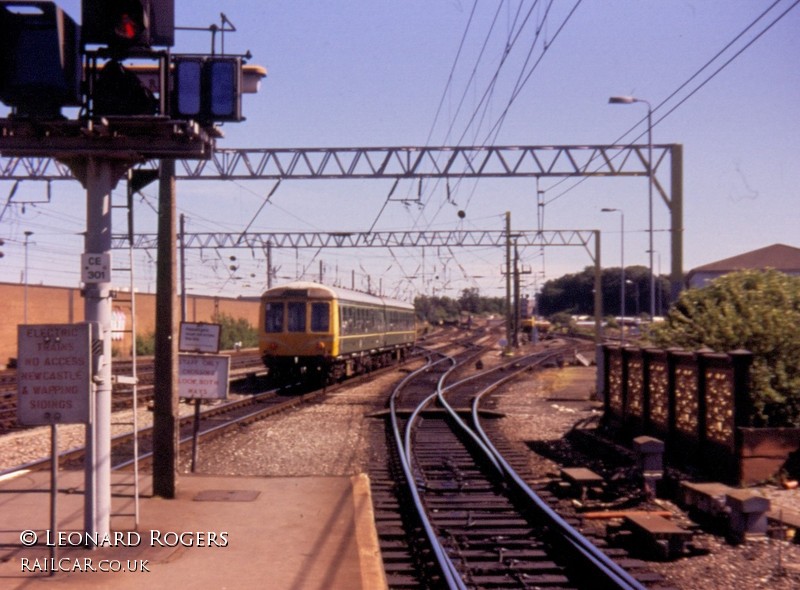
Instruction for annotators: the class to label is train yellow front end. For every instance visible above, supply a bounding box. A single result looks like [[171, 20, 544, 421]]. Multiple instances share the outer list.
[[259, 282, 415, 384]]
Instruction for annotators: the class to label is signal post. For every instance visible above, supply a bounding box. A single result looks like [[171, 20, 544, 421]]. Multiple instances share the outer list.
[[0, 0, 259, 538]]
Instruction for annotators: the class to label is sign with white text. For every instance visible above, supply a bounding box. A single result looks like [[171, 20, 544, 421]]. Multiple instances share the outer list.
[[17, 324, 91, 425], [179, 322, 222, 354], [178, 354, 230, 400]]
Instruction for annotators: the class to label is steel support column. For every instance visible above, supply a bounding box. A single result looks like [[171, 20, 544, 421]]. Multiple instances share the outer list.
[[82, 157, 125, 538], [594, 230, 603, 345], [669, 144, 684, 303]]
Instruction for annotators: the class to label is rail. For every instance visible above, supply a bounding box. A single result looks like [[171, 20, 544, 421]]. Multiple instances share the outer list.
[[388, 339, 647, 588]]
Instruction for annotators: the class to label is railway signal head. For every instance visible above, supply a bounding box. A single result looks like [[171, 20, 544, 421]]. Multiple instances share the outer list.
[[0, 1, 82, 118], [82, 0, 175, 53], [173, 56, 244, 123]]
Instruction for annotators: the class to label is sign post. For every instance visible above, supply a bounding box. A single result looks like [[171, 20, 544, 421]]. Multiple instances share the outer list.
[[17, 323, 92, 425], [17, 322, 92, 568], [178, 352, 229, 471]]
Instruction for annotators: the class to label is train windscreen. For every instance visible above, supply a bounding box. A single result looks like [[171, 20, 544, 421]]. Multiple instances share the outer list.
[[287, 302, 306, 332], [265, 302, 283, 333], [311, 302, 330, 332]]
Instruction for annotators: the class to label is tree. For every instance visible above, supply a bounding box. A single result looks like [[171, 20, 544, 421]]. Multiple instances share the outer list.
[[414, 290, 505, 325], [458, 288, 481, 314], [650, 269, 800, 427], [536, 265, 668, 318]]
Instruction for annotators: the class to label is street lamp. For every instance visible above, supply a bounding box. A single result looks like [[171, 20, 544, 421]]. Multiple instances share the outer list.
[[23, 230, 33, 324], [601, 208, 625, 343], [609, 95, 655, 320]]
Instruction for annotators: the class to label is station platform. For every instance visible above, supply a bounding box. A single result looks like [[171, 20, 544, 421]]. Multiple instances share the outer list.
[[0, 469, 387, 589]]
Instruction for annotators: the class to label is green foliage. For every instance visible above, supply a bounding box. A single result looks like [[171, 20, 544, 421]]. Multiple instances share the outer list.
[[130, 315, 256, 357], [414, 289, 505, 324], [651, 269, 800, 427], [213, 312, 258, 350], [548, 312, 576, 334], [536, 265, 669, 317], [136, 331, 155, 356]]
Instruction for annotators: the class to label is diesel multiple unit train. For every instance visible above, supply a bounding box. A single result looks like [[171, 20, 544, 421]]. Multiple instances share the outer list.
[[258, 282, 416, 383]]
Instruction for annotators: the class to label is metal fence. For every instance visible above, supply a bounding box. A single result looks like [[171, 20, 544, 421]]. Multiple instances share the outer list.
[[602, 344, 753, 482]]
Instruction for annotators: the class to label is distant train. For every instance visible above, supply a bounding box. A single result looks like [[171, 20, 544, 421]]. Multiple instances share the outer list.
[[258, 282, 416, 384], [520, 317, 552, 338]]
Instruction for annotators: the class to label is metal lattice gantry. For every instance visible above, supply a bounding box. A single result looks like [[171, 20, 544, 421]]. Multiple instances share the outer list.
[[1, 143, 683, 299], [114, 229, 597, 253], [3, 143, 672, 180]]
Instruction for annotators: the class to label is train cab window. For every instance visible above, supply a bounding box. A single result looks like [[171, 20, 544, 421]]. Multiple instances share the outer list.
[[287, 302, 306, 332], [265, 302, 284, 333], [311, 302, 330, 332]]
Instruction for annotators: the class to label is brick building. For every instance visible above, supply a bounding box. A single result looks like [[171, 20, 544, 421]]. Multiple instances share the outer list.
[[0, 282, 260, 369], [685, 243, 800, 289]]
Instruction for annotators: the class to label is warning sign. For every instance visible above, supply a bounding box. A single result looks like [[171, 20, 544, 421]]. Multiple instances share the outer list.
[[179, 322, 221, 354], [17, 324, 91, 425], [179, 354, 230, 400]]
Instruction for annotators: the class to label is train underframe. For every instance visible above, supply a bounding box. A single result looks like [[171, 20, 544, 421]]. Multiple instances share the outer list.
[[263, 344, 411, 386]]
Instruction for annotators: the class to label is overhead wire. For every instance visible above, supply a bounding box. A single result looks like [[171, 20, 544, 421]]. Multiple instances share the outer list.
[[411, 1, 542, 231], [543, 0, 798, 206], [421, 0, 586, 227]]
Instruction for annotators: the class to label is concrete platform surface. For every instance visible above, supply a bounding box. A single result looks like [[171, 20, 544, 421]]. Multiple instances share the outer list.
[[0, 469, 386, 589]]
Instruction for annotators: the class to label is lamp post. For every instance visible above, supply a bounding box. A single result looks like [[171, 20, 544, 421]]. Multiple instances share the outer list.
[[609, 95, 655, 320], [23, 230, 33, 324], [601, 208, 624, 343]]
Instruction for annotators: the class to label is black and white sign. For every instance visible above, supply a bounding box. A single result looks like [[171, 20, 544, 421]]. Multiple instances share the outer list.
[[178, 354, 230, 400], [17, 324, 91, 425], [179, 322, 222, 354]]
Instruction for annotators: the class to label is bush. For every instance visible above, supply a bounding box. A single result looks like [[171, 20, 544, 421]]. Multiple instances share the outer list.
[[214, 313, 258, 350], [651, 269, 800, 427], [136, 331, 156, 356]]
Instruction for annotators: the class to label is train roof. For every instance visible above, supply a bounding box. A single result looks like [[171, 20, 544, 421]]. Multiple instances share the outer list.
[[262, 281, 414, 311]]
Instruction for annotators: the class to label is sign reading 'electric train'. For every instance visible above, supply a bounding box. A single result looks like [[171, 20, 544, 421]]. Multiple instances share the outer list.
[[17, 324, 91, 425]]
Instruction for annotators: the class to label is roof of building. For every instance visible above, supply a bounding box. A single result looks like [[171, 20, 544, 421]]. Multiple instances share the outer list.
[[689, 243, 800, 275]]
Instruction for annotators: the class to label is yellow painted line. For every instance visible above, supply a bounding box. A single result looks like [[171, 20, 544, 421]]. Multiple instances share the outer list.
[[351, 473, 388, 590]]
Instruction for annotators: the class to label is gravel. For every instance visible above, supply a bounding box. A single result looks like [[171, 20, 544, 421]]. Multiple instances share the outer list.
[[3, 355, 799, 589], [491, 364, 800, 590]]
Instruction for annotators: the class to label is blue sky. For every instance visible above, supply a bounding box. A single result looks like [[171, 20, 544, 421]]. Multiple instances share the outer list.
[[1, 1, 798, 301]]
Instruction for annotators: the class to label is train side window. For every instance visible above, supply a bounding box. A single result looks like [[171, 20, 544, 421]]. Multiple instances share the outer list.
[[287, 302, 306, 332], [340, 305, 352, 335], [265, 302, 284, 333], [311, 302, 330, 332]]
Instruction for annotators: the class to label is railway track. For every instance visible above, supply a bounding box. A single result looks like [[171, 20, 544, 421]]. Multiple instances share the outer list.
[[0, 346, 426, 477], [369, 340, 672, 589], [0, 350, 266, 432]]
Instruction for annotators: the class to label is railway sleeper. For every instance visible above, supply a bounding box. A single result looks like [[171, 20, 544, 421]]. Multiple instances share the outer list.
[[436, 528, 536, 539], [433, 519, 529, 530], [467, 559, 563, 573], [467, 573, 572, 587]]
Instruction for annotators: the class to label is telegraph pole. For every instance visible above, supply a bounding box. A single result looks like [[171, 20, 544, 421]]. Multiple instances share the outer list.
[[153, 160, 179, 497]]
